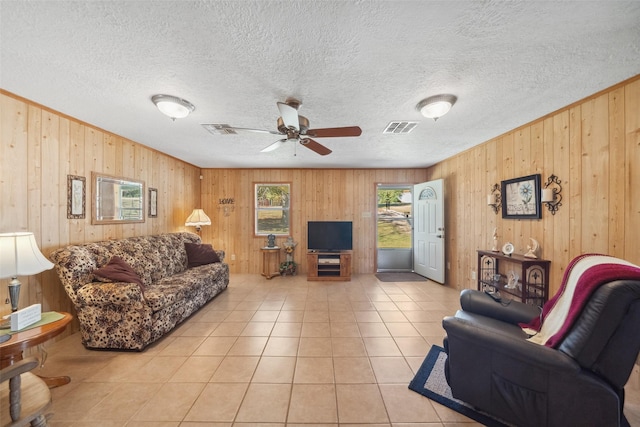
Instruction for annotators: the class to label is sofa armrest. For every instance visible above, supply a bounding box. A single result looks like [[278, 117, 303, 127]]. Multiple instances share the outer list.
[[76, 282, 144, 307], [215, 250, 225, 262], [460, 289, 541, 325]]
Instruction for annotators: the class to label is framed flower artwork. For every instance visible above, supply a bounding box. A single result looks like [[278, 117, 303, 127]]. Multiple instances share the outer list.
[[501, 174, 541, 219]]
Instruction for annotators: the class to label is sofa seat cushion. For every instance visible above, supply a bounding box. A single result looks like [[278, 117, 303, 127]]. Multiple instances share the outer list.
[[144, 263, 227, 312]]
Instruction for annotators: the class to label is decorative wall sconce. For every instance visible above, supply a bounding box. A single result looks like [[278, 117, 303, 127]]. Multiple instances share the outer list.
[[218, 198, 235, 217], [487, 183, 501, 214], [542, 174, 562, 215]]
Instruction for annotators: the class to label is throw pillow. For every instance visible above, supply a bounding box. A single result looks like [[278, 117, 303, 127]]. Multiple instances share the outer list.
[[185, 242, 220, 267], [93, 256, 144, 289]]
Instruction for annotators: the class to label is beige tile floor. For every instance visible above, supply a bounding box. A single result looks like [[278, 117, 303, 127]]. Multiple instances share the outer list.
[[33, 273, 640, 426]]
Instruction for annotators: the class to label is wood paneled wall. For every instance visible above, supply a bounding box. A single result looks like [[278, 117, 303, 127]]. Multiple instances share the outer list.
[[199, 169, 429, 275], [2, 74, 638, 327], [0, 91, 201, 319], [425, 75, 640, 296]]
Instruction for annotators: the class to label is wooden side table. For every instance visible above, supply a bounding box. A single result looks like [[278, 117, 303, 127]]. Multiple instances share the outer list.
[[261, 247, 281, 279], [0, 312, 73, 388]]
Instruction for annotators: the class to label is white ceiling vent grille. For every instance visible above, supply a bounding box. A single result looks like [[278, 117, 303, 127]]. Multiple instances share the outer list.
[[201, 123, 238, 135], [383, 121, 418, 134]]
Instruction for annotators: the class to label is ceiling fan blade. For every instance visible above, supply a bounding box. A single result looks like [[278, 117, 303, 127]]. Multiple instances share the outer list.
[[201, 123, 281, 136], [261, 139, 286, 153], [300, 138, 332, 156], [277, 102, 300, 131], [306, 126, 362, 138]]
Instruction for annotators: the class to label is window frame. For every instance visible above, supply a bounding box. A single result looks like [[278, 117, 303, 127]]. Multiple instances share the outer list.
[[254, 182, 292, 237]]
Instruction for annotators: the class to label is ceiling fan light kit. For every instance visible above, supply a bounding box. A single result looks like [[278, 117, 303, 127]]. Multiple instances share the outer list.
[[203, 98, 362, 156], [417, 94, 457, 121], [278, 116, 309, 134], [152, 94, 195, 120]]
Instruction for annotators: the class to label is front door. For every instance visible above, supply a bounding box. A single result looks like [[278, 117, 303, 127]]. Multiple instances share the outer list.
[[413, 179, 445, 283]]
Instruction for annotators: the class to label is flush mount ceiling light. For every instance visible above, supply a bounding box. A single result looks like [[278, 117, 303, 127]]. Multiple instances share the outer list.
[[416, 94, 457, 121], [151, 94, 195, 120]]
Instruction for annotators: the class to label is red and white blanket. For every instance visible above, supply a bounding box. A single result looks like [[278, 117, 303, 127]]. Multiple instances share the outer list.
[[522, 254, 640, 347]]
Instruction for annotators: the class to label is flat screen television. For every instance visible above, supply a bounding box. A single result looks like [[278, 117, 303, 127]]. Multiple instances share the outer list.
[[307, 221, 353, 252]]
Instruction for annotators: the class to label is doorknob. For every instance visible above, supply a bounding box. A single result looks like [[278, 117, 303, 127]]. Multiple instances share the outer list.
[[436, 235, 443, 238]]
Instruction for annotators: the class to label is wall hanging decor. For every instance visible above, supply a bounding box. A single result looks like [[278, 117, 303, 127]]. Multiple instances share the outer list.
[[148, 188, 158, 218], [218, 197, 235, 216], [542, 174, 563, 215], [67, 175, 86, 219], [487, 183, 501, 215], [501, 174, 541, 219], [91, 172, 145, 224]]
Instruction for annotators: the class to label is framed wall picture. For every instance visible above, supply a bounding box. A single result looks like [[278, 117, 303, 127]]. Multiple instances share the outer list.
[[67, 175, 86, 219], [148, 187, 158, 218], [501, 174, 542, 219]]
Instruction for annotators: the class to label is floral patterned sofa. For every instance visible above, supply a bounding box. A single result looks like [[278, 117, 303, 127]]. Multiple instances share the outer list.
[[50, 232, 229, 350]]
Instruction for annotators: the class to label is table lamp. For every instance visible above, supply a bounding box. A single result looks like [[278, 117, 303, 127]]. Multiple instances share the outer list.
[[0, 232, 54, 312], [185, 209, 211, 233]]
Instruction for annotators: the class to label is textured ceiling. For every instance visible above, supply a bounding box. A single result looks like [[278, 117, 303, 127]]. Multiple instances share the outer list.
[[1, 1, 639, 169]]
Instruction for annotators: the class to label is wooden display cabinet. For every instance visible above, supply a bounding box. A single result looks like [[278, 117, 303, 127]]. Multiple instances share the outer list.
[[307, 251, 352, 281], [477, 249, 550, 306]]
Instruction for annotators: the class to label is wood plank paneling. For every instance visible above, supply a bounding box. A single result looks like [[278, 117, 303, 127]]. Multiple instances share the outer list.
[[2, 74, 639, 330], [0, 91, 201, 323], [40, 110, 60, 312], [568, 105, 582, 263], [199, 168, 429, 275], [581, 94, 610, 254], [425, 75, 640, 295], [625, 80, 640, 263], [609, 88, 626, 258]]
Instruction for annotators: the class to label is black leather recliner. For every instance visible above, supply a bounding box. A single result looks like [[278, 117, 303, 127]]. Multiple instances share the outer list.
[[442, 278, 640, 427]]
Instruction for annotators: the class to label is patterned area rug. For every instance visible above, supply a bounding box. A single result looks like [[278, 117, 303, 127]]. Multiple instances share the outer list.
[[375, 272, 427, 282], [408, 345, 509, 427]]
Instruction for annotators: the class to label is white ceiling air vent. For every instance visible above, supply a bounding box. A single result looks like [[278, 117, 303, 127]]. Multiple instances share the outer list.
[[383, 121, 418, 134], [201, 123, 238, 135]]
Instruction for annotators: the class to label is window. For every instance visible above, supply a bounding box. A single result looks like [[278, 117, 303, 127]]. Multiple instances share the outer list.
[[255, 183, 291, 236]]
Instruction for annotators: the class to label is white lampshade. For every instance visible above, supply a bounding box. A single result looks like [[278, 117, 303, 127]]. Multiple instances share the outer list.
[[185, 209, 211, 230], [417, 94, 457, 121], [152, 94, 195, 120], [0, 232, 54, 279]]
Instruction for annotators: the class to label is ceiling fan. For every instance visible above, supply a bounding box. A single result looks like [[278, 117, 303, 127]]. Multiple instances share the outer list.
[[201, 98, 362, 156]]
